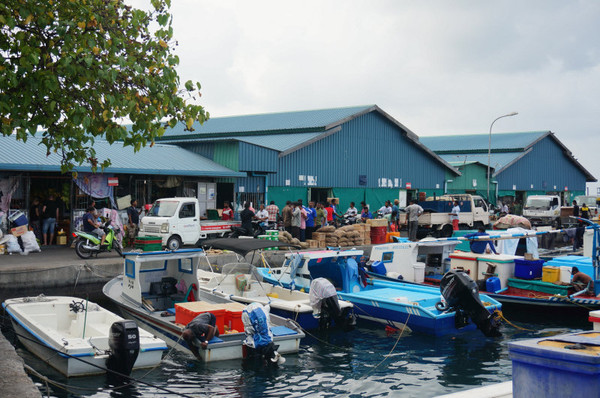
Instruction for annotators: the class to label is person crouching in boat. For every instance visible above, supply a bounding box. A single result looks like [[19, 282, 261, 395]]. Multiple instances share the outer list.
[[182, 312, 220, 359], [571, 267, 595, 295], [464, 227, 498, 254]]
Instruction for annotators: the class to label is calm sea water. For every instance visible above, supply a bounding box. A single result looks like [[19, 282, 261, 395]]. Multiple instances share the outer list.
[[2, 307, 590, 398]]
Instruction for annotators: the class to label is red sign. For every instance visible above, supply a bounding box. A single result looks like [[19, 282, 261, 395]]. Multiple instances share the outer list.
[[565, 186, 568, 191], [108, 177, 119, 186], [406, 182, 412, 189]]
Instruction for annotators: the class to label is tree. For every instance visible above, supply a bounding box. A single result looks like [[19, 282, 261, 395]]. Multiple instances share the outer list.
[[0, 0, 207, 172]]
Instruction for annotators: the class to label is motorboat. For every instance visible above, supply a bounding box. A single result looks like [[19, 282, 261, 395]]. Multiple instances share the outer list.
[[257, 249, 502, 337], [198, 238, 355, 330], [2, 295, 167, 377], [103, 249, 304, 363]]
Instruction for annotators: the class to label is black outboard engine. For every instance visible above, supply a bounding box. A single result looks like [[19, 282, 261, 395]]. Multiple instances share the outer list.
[[436, 270, 501, 337], [106, 320, 140, 382], [310, 278, 356, 331]]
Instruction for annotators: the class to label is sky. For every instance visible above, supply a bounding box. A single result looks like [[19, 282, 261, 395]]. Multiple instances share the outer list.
[[132, 0, 600, 192]]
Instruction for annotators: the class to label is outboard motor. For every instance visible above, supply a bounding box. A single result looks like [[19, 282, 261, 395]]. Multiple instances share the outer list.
[[106, 320, 140, 382], [242, 303, 284, 365], [436, 270, 501, 337], [309, 278, 356, 331]]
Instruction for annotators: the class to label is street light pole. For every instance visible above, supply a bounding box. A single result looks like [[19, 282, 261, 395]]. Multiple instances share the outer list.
[[487, 112, 518, 206]]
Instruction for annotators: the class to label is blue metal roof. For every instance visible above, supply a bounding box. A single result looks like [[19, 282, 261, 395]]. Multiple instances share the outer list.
[[162, 132, 325, 152], [159, 105, 375, 139], [420, 131, 549, 152], [441, 153, 524, 176], [0, 135, 245, 177]]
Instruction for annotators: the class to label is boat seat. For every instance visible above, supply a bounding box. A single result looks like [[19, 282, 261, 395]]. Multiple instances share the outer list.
[[270, 326, 297, 337]]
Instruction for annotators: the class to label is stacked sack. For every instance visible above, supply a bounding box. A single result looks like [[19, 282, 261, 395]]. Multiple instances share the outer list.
[[277, 230, 309, 249], [334, 225, 364, 247], [314, 225, 337, 246]]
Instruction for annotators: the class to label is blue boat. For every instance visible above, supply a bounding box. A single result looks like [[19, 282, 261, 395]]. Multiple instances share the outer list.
[[257, 249, 502, 337]]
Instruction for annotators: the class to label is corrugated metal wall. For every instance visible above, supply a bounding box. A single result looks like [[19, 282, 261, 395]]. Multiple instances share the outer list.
[[236, 175, 265, 194], [213, 142, 239, 171], [271, 111, 448, 189], [238, 142, 278, 172], [448, 163, 488, 192], [497, 136, 587, 192], [173, 142, 214, 161]]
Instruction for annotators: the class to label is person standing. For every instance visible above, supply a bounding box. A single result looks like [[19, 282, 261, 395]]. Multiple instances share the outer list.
[[315, 202, 327, 228], [240, 202, 255, 235], [221, 201, 234, 221], [127, 199, 142, 247], [573, 200, 580, 218], [291, 202, 301, 239], [282, 201, 293, 234], [501, 202, 509, 214], [306, 201, 317, 239], [450, 200, 460, 231], [330, 199, 342, 224], [42, 194, 59, 246], [581, 203, 591, 220], [404, 200, 423, 242], [266, 201, 279, 225], [29, 197, 42, 241], [299, 204, 307, 242], [392, 199, 400, 230]]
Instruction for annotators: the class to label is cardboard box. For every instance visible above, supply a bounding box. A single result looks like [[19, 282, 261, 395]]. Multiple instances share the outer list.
[[367, 219, 388, 227], [57, 236, 67, 245], [306, 239, 319, 248], [11, 225, 28, 237]]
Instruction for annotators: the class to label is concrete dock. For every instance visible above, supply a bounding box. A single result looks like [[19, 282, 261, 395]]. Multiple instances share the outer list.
[[0, 332, 41, 397]]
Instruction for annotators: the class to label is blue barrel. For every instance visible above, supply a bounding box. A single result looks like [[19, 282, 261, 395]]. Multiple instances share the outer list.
[[371, 261, 387, 275], [486, 277, 501, 293]]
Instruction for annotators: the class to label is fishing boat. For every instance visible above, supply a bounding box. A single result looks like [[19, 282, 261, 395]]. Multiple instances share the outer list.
[[2, 295, 167, 377], [366, 224, 600, 313], [103, 249, 304, 363], [198, 238, 355, 330], [256, 249, 502, 337]]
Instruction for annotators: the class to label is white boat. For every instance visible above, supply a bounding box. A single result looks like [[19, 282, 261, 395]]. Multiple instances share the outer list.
[[2, 295, 167, 377], [103, 249, 304, 363], [198, 238, 355, 330]]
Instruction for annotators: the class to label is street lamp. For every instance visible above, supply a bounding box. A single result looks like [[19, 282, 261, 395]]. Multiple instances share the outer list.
[[487, 112, 518, 206]]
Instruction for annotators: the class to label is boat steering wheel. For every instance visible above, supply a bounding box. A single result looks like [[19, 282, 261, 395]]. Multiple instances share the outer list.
[[69, 300, 85, 313]]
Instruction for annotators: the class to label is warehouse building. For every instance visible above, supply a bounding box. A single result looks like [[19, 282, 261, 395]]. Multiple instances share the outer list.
[[159, 105, 459, 211], [0, 135, 243, 236], [420, 131, 596, 205]]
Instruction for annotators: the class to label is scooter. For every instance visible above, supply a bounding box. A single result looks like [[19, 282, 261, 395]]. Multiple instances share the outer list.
[[229, 220, 266, 238], [73, 219, 123, 259]]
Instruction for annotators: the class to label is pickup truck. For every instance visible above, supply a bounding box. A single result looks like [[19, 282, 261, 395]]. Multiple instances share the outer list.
[[523, 195, 561, 227], [138, 197, 240, 250], [398, 194, 490, 237]]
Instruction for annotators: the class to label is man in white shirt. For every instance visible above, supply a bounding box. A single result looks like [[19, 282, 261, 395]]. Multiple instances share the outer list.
[[256, 204, 269, 227], [450, 200, 460, 231]]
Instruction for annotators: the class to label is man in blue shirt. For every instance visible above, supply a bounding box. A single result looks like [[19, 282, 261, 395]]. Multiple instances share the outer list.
[[464, 227, 497, 254], [306, 201, 317, 240], [82, 206, 106, 247]]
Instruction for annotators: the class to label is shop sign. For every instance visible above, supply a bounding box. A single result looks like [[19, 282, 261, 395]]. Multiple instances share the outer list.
[[406, 182, 412, 189], [108, 177, 119, 186]]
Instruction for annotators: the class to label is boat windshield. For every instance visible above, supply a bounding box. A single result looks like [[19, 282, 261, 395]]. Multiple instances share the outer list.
[[148, 200, 179, 217], [525, 198, 551, 209]]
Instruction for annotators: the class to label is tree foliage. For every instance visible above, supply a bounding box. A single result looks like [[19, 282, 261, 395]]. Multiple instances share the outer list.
[[0, 0, 208, 172]]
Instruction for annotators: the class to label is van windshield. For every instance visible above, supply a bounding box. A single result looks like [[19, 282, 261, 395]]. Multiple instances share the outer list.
[[148, 200, 179, 217], [525, 198, 551, 209]]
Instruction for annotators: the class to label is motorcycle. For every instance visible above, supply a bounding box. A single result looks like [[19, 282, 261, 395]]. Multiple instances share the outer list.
[[73, 219, 123, 259], [229, 220, 266, 238]]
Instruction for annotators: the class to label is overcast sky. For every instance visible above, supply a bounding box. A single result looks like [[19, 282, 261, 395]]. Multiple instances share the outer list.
[[132, 0, 600, 191]]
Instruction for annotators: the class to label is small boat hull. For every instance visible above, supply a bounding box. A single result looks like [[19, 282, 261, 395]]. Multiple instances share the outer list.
[[3, 296, 167, 377]]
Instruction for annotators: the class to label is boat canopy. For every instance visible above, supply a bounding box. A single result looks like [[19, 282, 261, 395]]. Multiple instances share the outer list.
[[201, 238, 300, 257]]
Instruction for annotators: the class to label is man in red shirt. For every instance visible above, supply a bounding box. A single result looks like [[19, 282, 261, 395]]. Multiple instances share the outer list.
[[221, 201, 233, 220], [325, 203, 334, 225]]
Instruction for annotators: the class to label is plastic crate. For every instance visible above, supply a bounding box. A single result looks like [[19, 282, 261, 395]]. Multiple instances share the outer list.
[[135, 236, 163, 252], [514, 259, 544, 280], [174, 301, 226, 333]]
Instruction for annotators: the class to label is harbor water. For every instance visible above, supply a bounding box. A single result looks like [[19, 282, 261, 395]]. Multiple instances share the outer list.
[[1, 305, 590, 398]]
